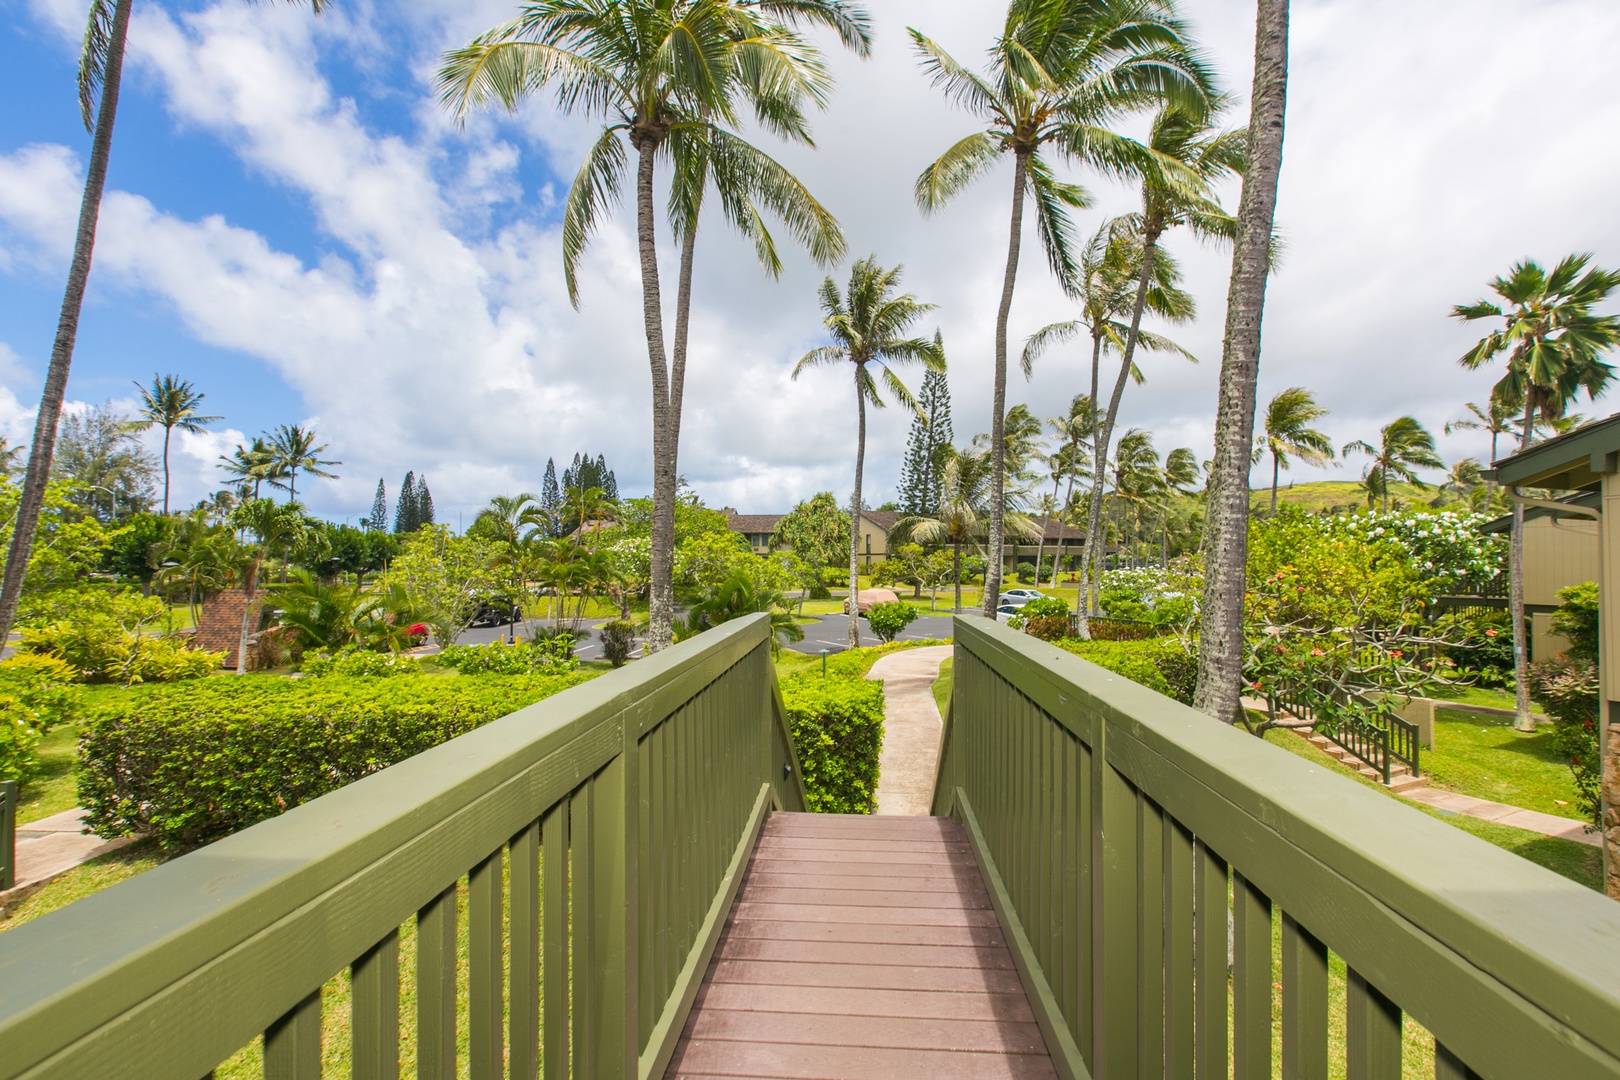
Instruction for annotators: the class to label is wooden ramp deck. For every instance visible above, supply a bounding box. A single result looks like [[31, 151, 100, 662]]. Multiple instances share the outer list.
[[664, 812, 1058, 1079]]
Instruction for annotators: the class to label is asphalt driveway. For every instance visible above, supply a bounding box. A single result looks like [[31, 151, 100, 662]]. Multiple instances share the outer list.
[[785, 611, 958, 654]]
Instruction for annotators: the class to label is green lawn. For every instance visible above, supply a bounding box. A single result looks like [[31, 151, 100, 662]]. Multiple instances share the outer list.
[[932, 657, 953, 716], [1424, 710, 1585, 819], [15, 723, 81, 826], [1424, 683, 1519, 710], [1264, 728, 1601, 890]]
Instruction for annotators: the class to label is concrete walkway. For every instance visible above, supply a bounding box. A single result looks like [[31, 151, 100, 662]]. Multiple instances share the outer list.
[[1400, 787, 1600, 847], [866, 645, 953, 816], [2, 809, 138, 915]]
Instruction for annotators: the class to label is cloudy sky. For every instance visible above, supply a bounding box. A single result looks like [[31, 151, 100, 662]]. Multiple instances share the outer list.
[[1, 0, 1617, 525]]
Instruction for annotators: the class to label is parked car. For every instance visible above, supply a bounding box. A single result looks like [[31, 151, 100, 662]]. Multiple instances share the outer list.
[[845, 588, 900, 615], [468, 601, 522, 628], [994, 604, 1023, 623], [999, 588, 1045, 606]]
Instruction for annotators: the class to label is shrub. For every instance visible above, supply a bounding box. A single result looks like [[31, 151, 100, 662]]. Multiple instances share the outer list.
[[1549, 581, 1599, 662], [1087, 617, 1160, 642], [1018, 596, 1069, 619], [779, 674, 884, 814], [80, 670, 597, 849], [1527, 659, 1601, 825], [436, 638, 578, 675], [865, 601, 919, 644], [0, 654, 80, 782], [599, 620, 636, 667], [20, 588, 224, 684], [302, 648, 422, 678], [1023, 616, 1071, 642], [1055, 638, 1198, 705]]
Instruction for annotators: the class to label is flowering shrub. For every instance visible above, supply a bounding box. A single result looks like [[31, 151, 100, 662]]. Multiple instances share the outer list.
[[301, 648, 422, 678], [1528, 660, 1600, 824], [436, 637, 578, 675], [1313, 510, 1505, 596]]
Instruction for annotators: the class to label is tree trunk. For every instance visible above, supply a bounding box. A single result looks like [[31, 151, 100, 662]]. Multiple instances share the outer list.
[[1193, 0, 1290, 723], [1270, 451, 1280, 515], [1081, 217, 1164, 624], [953, 539, 963, 614], [848, 366, 866, 649], [0, 0, 132, 646], [162, 425, 172, 515], [1510, 401, 1534, 731], [983, 151, 1029, 618], [632, 134, 677, 652], [670, 224, 697, 477], [236, 558, 257, 676]]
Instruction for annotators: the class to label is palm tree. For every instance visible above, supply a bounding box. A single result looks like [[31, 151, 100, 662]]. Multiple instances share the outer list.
[[124, 374, 222, 515], [229, 497, 308, 675], [218, 438, 276, 499], [268, 423, 340, 503], [1041, 395, 1093, 587], [1109, 427, 1163, 565], [1444, 398, 1517, 507], [1341, 417, 1444, 512], [1025, 227, 1198, 617], [1453, 253, 1620, 731], [1193, 0, 1290, 723], [438, 0, 865, 654], [675, 568, 804, 652], [0, 0, 329, 651], [912, 0, 1213, 618], [1435, 458, 1484, 508], [1254, 386, 1333, 514], [794, 257, 943, 648], [893, 447, 992, 614], [475, 492, 546, 640]]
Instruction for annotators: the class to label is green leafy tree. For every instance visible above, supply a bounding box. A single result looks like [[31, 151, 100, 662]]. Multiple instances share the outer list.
[[1254, 386, 1333, 515], [395, 472, 418, 534], [368, 479, 388, 532], [897, 343, 953, 516], [864, 600, 918, 645], [50, 403, 156, 522], [219, 438, 276, 499], [1445, 398, 1517, 506], [794, 257, 944, 647], [675, 569, 803, 652], [229, 498, 309, 675], [268, 570, 416, 654], [772, 492, 851, 575], [1454, 253, 1620, 734], [438, 0, 864, 653], [540, 459, 561, 537], [1342, 416, 1443, 512], [124, 374, 221, 516], [382, 525, 500, 647], [892, 447, 996, 614], [912, 0, 1213, 617], [268, 423, 339, 504], [0, 0, 329, 649], [1194, 0, 1289, 723]]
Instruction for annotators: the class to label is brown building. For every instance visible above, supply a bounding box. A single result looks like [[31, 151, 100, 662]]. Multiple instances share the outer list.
[[727, 509, 1086, 573]]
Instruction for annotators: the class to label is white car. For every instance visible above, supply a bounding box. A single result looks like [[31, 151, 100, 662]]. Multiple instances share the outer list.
[[999, 588, 1045, 606], [995, 604, 1023, 623]]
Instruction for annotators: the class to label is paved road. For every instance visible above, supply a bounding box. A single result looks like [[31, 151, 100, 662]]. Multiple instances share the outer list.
[[785, 611, 958, 654]]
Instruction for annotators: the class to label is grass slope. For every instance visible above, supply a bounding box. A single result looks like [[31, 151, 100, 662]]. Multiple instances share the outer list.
[[1250, 479, 1437, 514]]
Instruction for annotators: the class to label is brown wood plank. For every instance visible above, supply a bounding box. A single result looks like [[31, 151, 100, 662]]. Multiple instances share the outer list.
[[736, 885, 990, 910], [666, 1038, 1059, 1079], [746, 856, 982, 879], [708, 958, 1027, 995], [685, 1009, 1048, 1054], [766, 812, 961, 833], [730, 901, 1003, 927], [717, 937, 1016, 970], [747, 847, 975, 865], [688, 982, 1039, 1023], [718, 918, 1007, 948], [753, 837, 973, 855], [742, 870, 983, 892]]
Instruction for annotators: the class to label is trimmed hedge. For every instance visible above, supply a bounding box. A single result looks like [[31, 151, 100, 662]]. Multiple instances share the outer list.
[[80, 671, 595, 850], [1056, 638, 1198, 705], [779, 673, 884, 814]]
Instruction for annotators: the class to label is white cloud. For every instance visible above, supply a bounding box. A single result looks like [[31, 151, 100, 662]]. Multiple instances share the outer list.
[[4, 0, 1620, 524]]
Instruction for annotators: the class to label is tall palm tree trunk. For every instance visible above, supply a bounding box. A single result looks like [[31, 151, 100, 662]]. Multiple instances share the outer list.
[[236, 559, 258, 676], [632, 135, 677, 652], [848, 367, 867, 649], [670, 226, 698, 475], [953, 538, 963, 614], [1509, 401, 1534, 731], [1081, 219, 1164, 623], [162, 425, 172, 515], [1270, 451, 1281, 515], [1193, 0, 1290, 723], [0, 0, 132, 646], [983, 151, 1029, 618]]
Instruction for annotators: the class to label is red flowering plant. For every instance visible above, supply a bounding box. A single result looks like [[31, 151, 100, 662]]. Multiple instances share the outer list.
[[1526, 582, 1601, 826]]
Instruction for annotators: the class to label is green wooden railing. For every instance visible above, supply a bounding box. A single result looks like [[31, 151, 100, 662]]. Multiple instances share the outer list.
[[0, 779, 14, 892], [0, 613, 804, 1080], [934, 616, 1620, 1080]]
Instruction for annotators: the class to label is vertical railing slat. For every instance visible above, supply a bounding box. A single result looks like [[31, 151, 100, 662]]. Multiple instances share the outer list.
[[1347, 968, 1402, 1080], [1164, 818, 1195, 1080], [1232, 872, 1272, 1080], [1194, 842, 1228, 1080], [511, 820, 541, 1080], [1281, 914, 1328, 1080], [469, 847, 505, 1080], [1435, 1042, 1482, 1080], [264, 990, 322, 1080], [572, 778, 595, 1080], [352, 930, 400, 1080], [416, 885, 457, 1080], [1097, 741, 1140, 1079], [1138, 795, 1166, 1080], [542, 799, 570, 1080]]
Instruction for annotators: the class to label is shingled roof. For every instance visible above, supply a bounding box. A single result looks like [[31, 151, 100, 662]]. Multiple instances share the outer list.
[[727, 513, 785, 535]]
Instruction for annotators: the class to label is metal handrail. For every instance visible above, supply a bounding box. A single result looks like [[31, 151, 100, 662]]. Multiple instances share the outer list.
[[0, 614, 804, 1080], [1269, 676, 1422, 781]]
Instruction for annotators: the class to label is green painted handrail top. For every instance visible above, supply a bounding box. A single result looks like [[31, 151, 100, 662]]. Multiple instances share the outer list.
[[0, 614, 781, 1076], [950, 616, 1620, 1062]]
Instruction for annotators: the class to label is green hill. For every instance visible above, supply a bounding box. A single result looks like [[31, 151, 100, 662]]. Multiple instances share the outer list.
[[1249, 479, 1436, 514]]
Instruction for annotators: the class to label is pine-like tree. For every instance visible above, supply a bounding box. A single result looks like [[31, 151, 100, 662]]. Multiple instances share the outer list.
[[898, 353, 953, 516], [394, 471, 417, 534], [369, 479, 387, 532], [417, 476, 435, 527], [541, 458, 561, 536]]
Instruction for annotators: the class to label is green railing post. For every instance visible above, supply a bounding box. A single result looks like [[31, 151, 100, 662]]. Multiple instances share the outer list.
[[0, 780, 14, 892]]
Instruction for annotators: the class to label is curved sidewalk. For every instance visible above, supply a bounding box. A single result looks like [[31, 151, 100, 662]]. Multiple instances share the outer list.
[[866, 645, 953, 816]]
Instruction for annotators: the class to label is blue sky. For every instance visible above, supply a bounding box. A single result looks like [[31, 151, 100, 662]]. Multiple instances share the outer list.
[[2, 0, 1619, 525]]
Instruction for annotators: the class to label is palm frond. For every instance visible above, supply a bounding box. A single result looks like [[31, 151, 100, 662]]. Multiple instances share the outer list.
[[77, 0, 117, 133], [562, 126, 628, 308], [914, 131, 1003, 214]]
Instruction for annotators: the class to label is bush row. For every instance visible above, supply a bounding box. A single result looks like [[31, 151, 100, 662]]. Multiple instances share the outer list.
[[1055, 637, 1198, 705], [80, 671, 595, 850], [779, 673, 884, 814]]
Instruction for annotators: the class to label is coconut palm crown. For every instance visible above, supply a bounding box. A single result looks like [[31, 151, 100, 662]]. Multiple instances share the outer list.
[[1253, 386, 1333, 515], [126, 374, 222, 515]]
